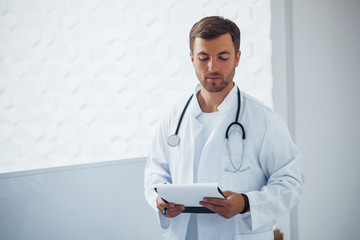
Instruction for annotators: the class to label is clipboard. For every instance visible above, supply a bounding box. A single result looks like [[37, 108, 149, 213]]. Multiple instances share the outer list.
[[154, 183, 226, 213]]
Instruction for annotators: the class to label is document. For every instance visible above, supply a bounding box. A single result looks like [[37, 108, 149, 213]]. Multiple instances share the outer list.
[[154, 183, 226, 213]]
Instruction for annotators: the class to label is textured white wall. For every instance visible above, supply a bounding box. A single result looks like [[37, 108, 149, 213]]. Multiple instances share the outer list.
[[0, 0, 272, 171]]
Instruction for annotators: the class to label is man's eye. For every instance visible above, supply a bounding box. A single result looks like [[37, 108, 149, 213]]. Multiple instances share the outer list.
[[219, 57, 229, 61], [199, 58, 209, 62]]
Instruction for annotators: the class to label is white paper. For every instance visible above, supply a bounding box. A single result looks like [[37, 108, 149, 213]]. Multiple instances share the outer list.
[[155, 183, 225, 207]]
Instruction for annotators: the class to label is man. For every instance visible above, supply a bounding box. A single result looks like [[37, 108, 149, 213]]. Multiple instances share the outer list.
[[144, 16, 304, 240]]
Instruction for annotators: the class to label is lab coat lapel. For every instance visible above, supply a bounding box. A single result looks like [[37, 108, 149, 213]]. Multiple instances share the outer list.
[[197, 86, 238, 183], [189, 97, 203, 138], [175, 93, 203, 184], [188, 95, 203, 178], [188, 84, 204, 142], [197, 120, 224, 183]]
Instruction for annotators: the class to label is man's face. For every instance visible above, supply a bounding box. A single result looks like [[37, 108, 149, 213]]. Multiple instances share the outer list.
[[190, 33, 241, 93]]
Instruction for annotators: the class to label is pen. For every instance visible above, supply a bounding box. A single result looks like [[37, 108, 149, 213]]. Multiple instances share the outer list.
[[164, 182, 167, 216]]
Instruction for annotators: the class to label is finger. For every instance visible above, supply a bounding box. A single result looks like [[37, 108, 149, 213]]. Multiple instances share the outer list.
[[166, 205, 184, 214], [159, 202, 175, 208], [200, 201, 226, 214], [170, 205, 185, 211], [157, 200, 175, 209], [167, 209, 184, 218], [156, 197, 175, 208], [202, 197, 227, 206], [165, 205, 185, 218], [221, 190, 232, 198], [157, 204, 174, 214], [159, 205, 184, 214], [200, 201, 234, 219]]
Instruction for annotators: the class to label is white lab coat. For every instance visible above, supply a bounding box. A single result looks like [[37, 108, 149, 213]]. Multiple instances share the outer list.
[[144, 84, 304, 240]]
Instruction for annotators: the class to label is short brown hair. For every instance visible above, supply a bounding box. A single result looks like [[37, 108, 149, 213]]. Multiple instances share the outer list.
[[189, 16, 241, 54]]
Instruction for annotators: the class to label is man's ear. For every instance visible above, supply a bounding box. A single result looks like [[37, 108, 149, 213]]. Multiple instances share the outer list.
[[190, 52, 195, 66], [235, 50, 241, 67]]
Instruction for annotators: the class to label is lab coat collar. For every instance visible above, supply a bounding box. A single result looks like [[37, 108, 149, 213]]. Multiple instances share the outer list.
[[189, 84, 202, 117], [189, 83, 239, 117]]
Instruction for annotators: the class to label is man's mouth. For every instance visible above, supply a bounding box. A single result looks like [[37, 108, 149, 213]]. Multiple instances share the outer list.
[[206, 75, 222, 80]]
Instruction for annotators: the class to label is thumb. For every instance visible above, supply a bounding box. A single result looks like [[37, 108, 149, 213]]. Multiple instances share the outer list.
[[222, 190, 233, 198]]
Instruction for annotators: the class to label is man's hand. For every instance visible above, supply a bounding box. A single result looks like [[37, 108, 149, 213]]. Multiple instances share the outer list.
[[156, 196, 185, 218], [199, 191, 246, 219]]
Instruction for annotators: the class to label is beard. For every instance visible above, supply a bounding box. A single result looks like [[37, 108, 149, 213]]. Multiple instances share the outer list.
[[196, 68, 235, 93]]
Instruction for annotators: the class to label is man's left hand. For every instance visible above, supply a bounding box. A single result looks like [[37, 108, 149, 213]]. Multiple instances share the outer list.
[[199, 191, 246, 219]]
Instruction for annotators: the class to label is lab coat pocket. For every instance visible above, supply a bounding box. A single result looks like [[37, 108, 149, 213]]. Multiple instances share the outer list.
[[220, 155, 250, 193]]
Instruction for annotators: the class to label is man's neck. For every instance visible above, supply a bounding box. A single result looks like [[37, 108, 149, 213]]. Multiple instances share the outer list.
[[197, 82, 234, 113]]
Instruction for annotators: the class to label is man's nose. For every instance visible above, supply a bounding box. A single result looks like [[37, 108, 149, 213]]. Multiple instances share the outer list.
[[208, 59, 219, 72]]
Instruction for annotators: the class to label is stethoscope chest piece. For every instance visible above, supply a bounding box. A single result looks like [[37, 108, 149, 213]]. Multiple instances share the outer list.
[[168, 134, 180, 147]]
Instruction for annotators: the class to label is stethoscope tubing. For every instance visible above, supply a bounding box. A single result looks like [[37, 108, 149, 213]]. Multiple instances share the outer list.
[[175, 94, 193, 135], [167, 86, 247, 173], [169, 87, 245, 145], [225, 87, 245, 140]]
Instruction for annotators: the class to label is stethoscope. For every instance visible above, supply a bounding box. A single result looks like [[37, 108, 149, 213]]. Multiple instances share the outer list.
[[167, 87, 249, 173]]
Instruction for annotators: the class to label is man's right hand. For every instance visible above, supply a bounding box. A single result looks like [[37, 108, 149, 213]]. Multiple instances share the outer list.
[[156, 196, 185, 218]]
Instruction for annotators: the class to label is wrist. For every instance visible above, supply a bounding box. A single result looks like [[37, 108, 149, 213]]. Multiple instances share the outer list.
[[240, 193, 250, 214]]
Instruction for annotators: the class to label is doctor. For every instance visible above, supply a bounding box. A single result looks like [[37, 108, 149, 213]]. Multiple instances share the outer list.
[[144, 16, 304, 240]]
